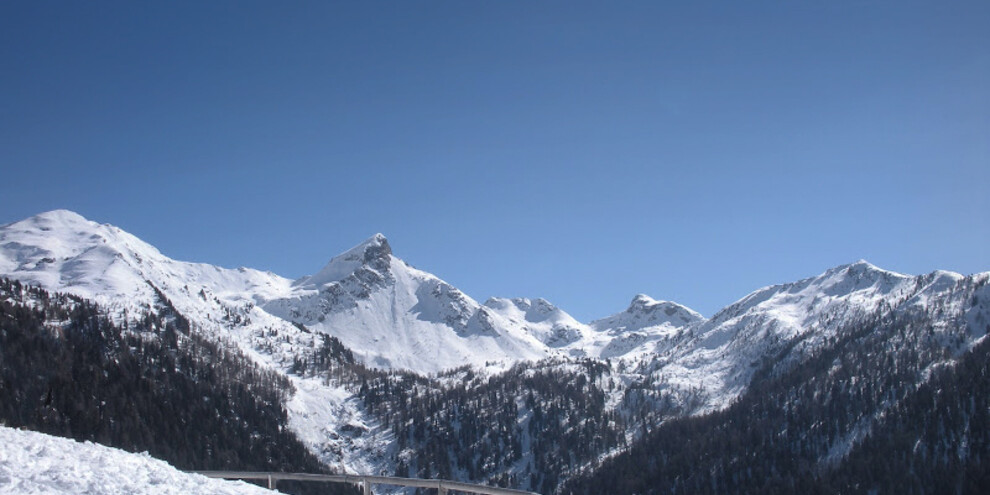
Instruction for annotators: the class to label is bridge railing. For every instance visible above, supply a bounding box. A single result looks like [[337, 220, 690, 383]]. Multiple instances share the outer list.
[[193, 471, 542, 495]]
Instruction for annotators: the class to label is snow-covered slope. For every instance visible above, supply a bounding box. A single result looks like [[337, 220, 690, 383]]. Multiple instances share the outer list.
[[482, 295, 707, 361], [637, 260, 988, 412], [261, 234, 552, 373], [0, 210, 293, 309], [0, 210, 329, 387], [0, 426, 275, 495], [0, 211, 554, 374], [0, 210, 712, 373], [484, 297, 592, 350], [585, 295, 705, 360]]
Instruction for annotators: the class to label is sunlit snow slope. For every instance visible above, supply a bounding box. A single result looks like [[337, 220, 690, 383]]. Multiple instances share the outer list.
[[636, 260, 990, 412], [0, 426, 276, 495], [0, 211, 552, 373], [261, 234, 552, 372], [0, 210, 708, 374]]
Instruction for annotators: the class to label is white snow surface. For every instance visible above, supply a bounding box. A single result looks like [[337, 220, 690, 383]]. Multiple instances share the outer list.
[[285, 376, 393, 475], [262, 235, 554, 373], [0, 426, 276, 495], [482, 294, 707, 361], [586, 295, 705, 360], [637, 260, 984, 413], [0, 210, 293, 312], [484, 297, 593, 351], [294, 233, 390, 289]]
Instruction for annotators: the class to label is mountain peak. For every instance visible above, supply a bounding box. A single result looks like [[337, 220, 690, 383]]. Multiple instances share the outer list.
[[626, 294, 697, 315], [824, 259, 908, 281], [360, 232, 389, 249], [629, 294, 658, 309], [484, 297, 565, 321], [841, 259, 879, 272], [351, 233, 391, 261], [629, 296, 704, 321], [590, 295, 704, 333], [35, 209, 89, 222], [294, 234, 393, 288], [517, 297, 563, 320], [16, 209, 93, 230]]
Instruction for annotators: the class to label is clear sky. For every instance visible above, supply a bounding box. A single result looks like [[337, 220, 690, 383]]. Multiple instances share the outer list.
[[1, 1, 987, 321]]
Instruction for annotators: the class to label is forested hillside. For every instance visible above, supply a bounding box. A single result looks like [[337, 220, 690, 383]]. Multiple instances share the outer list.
[[0, 278, 356, 495], [562, 276, 990, 495], [359, 359, 623, 494]]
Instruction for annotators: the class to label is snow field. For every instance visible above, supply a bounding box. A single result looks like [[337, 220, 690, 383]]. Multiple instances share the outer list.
[[0, 426, 277, 495]]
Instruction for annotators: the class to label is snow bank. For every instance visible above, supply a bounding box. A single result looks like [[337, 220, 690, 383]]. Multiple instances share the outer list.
[[0, 426, 275, 495]]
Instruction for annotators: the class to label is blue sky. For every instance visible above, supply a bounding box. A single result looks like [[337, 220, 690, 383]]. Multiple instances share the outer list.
[[1, 1, 987, 320]]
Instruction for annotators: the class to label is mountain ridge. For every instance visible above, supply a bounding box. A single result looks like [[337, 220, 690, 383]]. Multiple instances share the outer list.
[[0, 210, 701, 373], [2, 209, 983, 376], [2, 209, 988, 494]]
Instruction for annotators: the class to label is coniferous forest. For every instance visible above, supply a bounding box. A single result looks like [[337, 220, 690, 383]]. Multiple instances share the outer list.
[[0, 278, 356, 495], [562, 301, 990, 495]]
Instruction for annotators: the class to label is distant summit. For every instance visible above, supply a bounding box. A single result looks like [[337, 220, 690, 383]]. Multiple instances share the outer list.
[[590, 294, 705, 333], [294, 233, 392, 289]]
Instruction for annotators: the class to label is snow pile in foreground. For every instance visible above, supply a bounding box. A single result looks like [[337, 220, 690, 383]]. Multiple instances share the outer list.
[[0, 426, 275, 495]]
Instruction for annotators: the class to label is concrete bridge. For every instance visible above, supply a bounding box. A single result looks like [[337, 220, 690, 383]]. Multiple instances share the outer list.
[[194, 471, 541, 495]]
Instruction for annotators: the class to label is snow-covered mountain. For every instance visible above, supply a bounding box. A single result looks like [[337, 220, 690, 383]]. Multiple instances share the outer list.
[[0, 208, 300, 362], [0, 211, 553, 374], [0, 209, 293, 309], [2, 209, 988, 494], [0, 210, 705, 374], [3, 209, 985, 384], [479, 294, 707, 362], [585, 294, 705, 360], [635, 259, 990, 412], [564, 267, 990, 494], [261, 234, 551, 372], [484, 297, 591, 349]]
